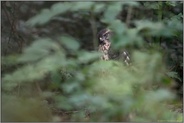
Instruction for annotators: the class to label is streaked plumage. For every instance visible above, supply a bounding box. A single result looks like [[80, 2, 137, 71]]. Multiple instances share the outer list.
[[97, 28, 131, 65]]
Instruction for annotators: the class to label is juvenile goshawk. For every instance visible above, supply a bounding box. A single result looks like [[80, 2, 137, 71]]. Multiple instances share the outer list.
[[97, 28, 131, 65]]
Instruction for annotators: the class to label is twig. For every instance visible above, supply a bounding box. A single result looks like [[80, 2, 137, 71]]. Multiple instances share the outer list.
[[2, 2, 25, 53], [35, 81, 42, 95], [168, 66, 175, 71], [90, 11, 98, 50], [17, 83, 21, 96], [64, 110, 80, 114], [2, 2, 15, 45], [11, 2, 25, 52], [126, 6, 133, 27], [2, 2, 13, 29]]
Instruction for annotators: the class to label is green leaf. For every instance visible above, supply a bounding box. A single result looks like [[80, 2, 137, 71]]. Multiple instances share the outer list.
[[71, 2, 94, 11], [51, 2, 72, 15], [102, 3, 122, 23], [110, 20, 127, 35], [143, 2, 160, 9], [145, 89, 174, 104], [2, 55, 20, 66], [26, 9, 53, 26], [26, 2, 72, 26], [18, 38, 60, 63], [135, 20, 165, 36], [166, 1, 177, 7], [166, 71, 181, 81], [93, 3, 105, 13], [59, 36, 80, 51], [122, 1, 140, 7], [62, 82, 80, 93], [69, 94, 91, 107], [109, 20, 143, 49], [77, 51, 101, 64], [2, 52, 67, 91], [54, 95, 73, 110], [132, 51, 164, 83]]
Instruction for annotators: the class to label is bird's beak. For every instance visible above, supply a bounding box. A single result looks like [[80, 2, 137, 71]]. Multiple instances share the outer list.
[[105, 30, 111, 34]]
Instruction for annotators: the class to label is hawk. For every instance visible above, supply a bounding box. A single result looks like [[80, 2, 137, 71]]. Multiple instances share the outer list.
[[97, 28, 131, 65], [97, 28, 112, 61]]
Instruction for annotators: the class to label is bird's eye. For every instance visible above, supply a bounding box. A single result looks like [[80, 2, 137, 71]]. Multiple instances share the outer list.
[[99, 37, 103, 41]]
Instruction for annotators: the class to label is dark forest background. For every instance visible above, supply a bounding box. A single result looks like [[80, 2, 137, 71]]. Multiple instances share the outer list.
[[1, 1, 183, 122]]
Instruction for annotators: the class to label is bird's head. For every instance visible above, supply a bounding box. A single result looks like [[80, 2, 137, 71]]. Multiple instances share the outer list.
[[97, 28, 112, 45]]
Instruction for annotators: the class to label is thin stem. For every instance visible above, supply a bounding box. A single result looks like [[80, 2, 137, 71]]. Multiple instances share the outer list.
[[126, 6, 133, 27], [158, 1, 163, 21], [157, 1, 163, 44], [90, 11, 98, 50]]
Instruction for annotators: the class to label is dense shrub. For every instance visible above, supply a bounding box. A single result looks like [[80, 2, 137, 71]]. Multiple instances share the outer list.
[[2, 1, 183, 122]]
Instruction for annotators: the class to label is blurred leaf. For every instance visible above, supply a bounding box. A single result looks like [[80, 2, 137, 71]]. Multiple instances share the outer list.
[[145, 89, 174, 104], [3, 52, 67, 91], [166, 1, 177, 7], [2, 54, 20, 66], [122, 1, 140, 7], [26, 2, 72, 26], [18, 38, 61, 63], [54, 95, 73, 110], [102, 2, 122, 23], [71, 2, 94, 11], [143, 2, 160, 9], [93, 3, 105, 13], [77, 51, 101, 64], [132, 51, 164, 83], [166, 17, 183, 33], [26, 9, 53, 26], [166, 71, 181, 81], [69, 93, 91, 107], [135, 20, 166, 36], [59, 36, 80, 51], [110, 20, 127, 35], [51, 2, 72, 15], [62, 82, 81, 94]]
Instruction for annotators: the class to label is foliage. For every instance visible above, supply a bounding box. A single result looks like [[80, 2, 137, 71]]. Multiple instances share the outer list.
[[2, 1, 183, 122]]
